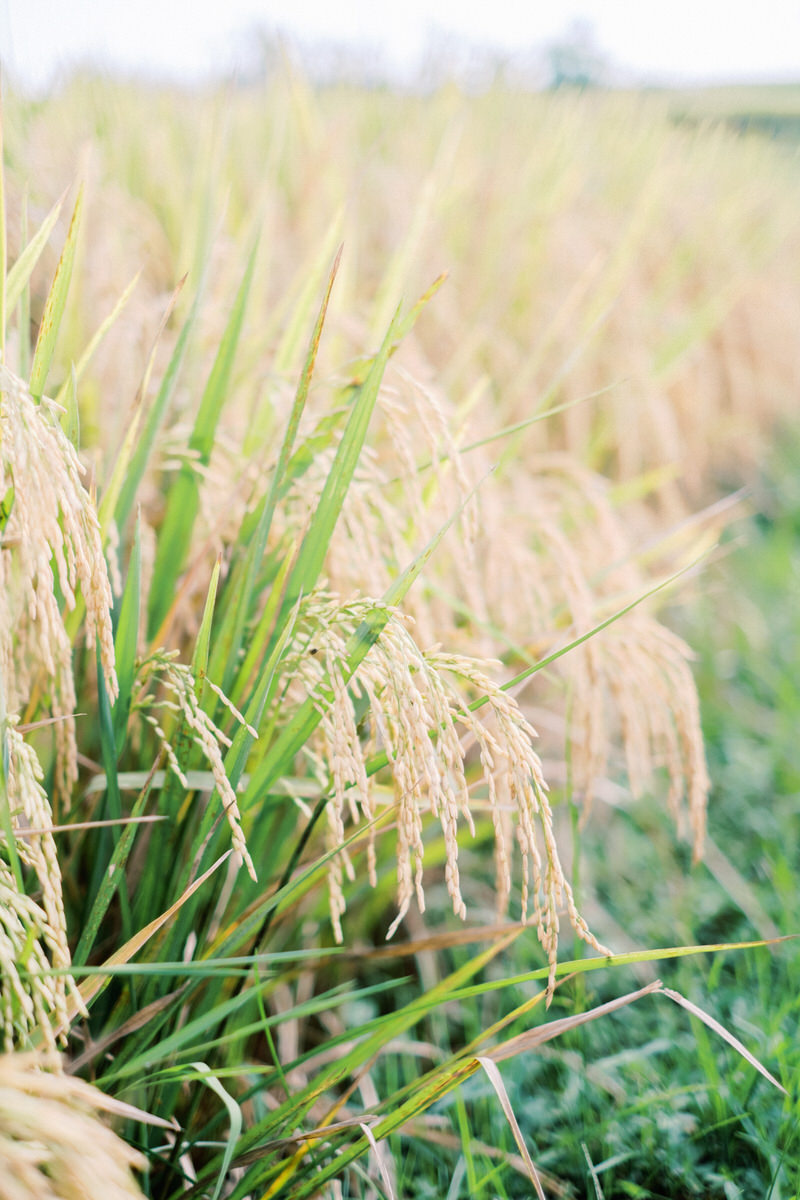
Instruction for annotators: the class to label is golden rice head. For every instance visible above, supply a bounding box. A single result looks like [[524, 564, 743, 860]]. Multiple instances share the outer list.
[[0, 866, 69, 1055], [0, 364, 118, 802], [0, 723, 85, 1051], [273, 358, 709, 859], [569, 615, 709, 856], [282, 594, 609, 995], [470, 452, 710, 844], [134, 650, 257, 880], [0, 1052, 147, 1200]]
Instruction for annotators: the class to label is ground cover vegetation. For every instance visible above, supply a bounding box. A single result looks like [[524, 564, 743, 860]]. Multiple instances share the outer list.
[[1, 67, 800, 1197]]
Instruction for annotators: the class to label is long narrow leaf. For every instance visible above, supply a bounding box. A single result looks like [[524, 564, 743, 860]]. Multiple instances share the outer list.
[[5, 188, 66, 314], [271, 213, 344, 378], [54, 270, 141, 411], [661, 986, 788, 1095], [88, 641, 132, 944], [192, 556, 222, 699], [114, 275, 196, 531], [148, 243, 258, 636], [477, 554, 708, 712], [112, 511, 142, 755], [476, 1057, 546, 1200], [281, 306, 400, 614], [72, 768, 159, 968], [29, 184, 83, 401], [189, 1062, 243, 1200]]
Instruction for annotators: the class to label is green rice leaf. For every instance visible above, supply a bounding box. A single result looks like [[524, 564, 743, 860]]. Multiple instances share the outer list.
[[189, 1063, 243, 1200], [226, 934, 517, 1192], [280, 305, 400, 616], [62, 851, 232, 1026], [61, 363, 79, 447], [89, 640, 131, 943], [229, 542, 296, 710], [97, 980, 261, 1086], [72, 768, 159, 968], [176, 599, 300, 902], [244, 475, 484, 804], [29, 184, 83, 401], [192, 556, 221, 704], [148, 243, 258, 637], [271, 216, 343, 377], [112, 511, 142, 755], [473, 554, 707, 716], [5, 188, 65, 314], [114, 275, 196, 532], [54, 270, 141, 411], [0, 485, 14, 533]]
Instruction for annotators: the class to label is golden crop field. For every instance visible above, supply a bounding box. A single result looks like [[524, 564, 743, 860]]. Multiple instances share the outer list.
[[2, 68, 800, 1198]]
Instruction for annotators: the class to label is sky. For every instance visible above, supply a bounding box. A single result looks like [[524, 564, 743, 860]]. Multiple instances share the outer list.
[[2, 0, 800, 92]]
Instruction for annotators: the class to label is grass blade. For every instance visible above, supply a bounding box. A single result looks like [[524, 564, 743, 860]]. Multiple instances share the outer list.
[[661, 986, 788, 1095], [192, 556, 221, 698], [471, 553, 709, 715], [54, 271, 141, 411], [281, 305, 401, 615], [5, 188, 66, 314], [148, 242, 258, 637], [72, 770, 160, 968], [88, 641, 132, 944], [476, 1057, 546, 1200], [61, 850, 232, 1026], [114, 275, 195, 532], [189, 1062, 243, 1200], [29, 183, 83, 401], [244, 474, 488, 803], [112, 511, 142, 755]]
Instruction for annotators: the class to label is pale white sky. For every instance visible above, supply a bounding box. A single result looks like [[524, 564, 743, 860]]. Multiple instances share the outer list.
[[2, 0, 799, 91]]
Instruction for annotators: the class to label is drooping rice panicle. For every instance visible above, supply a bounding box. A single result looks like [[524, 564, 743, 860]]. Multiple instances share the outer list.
[[0, 363, 117, 801], [0, 1051, 148, 1200], [282, 594, 610, 993]]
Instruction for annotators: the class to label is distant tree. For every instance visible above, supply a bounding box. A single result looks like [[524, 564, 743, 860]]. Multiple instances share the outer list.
[[546, 19, 607, 90]]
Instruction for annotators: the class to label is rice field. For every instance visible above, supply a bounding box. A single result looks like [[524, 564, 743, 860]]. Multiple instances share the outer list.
[[1, 66, 800, 1198]]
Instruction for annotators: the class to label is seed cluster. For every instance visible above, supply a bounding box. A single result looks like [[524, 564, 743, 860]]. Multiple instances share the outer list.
[[0, 365, 118, 1051], [135, 650, 257, 881], [0, 365, 117, 799], [0, 1051, 147, 1199], [285, 596, 609, 994]]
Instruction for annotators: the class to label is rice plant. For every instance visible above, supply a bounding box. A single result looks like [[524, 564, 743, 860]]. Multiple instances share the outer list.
[[0, 70, 796, 1198]]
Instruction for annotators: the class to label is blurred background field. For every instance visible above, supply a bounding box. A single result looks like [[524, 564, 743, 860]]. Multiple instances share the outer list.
[[2, 28, 800, 1200]]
